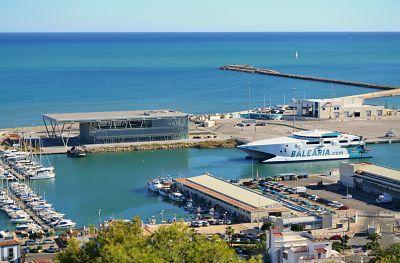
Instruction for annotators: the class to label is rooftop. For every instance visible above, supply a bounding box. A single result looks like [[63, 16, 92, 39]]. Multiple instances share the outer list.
[[355, 163, 400, 181], [43, 109, 188, 123], [176, 174, 284, 213]]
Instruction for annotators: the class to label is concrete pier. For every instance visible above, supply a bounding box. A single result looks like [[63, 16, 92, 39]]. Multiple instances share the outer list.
[[219, 65, 399, 90]]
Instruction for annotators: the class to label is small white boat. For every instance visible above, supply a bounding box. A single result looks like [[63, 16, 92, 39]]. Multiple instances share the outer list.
[[29, 167, 55, 180], [158, 187, 171, 197], [10, 216, 32, 224], [147, 216, 156, 225], [147, 179, 163, 192], [169, 192, 185, 202], [55, 219, 76, 229], [15, 223, 30, 230]]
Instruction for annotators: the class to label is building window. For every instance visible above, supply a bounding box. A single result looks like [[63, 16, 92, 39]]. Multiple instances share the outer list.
[[377, 110, 382, 116], [344, 111, 350, 117], [366, 110, 371, 117], [322, 107, 325, 111], [354, 112, 361, 117], [334, 106, 340, 111], [8, 248, 13, 258]]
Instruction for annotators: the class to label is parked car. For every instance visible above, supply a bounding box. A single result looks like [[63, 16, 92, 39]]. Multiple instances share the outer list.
[[339, 205, 349, 210], [201, 220, 210, 227], [25, 240, 37, 246], [42, 239, 55, 244], [191, 221, 202, 227], [217, 219, 225, 225], [43, 246, 57, 253], [330, 234, 342, 240]]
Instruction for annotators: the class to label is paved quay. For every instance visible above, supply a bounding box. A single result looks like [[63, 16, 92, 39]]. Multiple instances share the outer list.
[[206, 117, 400, 143]]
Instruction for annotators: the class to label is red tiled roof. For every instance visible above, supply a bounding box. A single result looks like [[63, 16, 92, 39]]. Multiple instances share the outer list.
[[0, 239, 19, 246]]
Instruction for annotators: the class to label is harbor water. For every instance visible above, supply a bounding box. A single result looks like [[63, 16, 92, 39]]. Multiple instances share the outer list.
[[1, 143, 399, 229], [1, 32, 400, 128]]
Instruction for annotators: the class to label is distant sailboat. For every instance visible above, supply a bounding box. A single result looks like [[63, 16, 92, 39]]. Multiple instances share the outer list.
[[295, 51, 299, 59]]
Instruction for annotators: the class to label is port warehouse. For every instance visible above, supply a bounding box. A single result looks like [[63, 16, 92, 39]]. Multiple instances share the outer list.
[[42, 109, 189, 146], [340, 162, 400, 201], [296, 97, 397, 119], [175, 174, 289, 222]]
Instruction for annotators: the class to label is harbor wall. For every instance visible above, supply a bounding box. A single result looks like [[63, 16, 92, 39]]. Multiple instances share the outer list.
[[83, 138, 240, 154]]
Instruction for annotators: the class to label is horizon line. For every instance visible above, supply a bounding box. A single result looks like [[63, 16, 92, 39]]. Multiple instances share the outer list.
[[0, 30, 400, 34]]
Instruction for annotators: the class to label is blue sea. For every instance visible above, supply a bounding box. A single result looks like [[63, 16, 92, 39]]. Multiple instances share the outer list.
[[0, 32, 400, 128]]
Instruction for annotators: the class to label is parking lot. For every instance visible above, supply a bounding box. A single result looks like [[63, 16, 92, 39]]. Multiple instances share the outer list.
[[279, 174, 398, 216]]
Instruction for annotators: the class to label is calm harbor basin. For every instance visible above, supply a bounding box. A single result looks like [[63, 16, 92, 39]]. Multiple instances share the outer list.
[[1, 143, 400, 229]]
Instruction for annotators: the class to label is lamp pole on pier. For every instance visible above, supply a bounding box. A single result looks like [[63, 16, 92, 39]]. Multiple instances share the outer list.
[[291, 87, 297, 132], [98, 209, 102, 228]]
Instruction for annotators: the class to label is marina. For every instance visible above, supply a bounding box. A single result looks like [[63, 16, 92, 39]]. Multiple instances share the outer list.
[[0, 150, 75, 233], [0, 143, 398, 229]]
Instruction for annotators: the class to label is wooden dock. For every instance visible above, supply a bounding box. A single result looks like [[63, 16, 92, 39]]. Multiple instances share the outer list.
[[219, 65, 399, 90]]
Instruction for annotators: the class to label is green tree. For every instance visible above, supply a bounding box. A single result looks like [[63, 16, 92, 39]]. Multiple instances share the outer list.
[[332, 241, 342, 253], [374, 242, 400, 263], [261, 222, 273, 232], [368, 233, 381, 243], [55, 218, 258, 263], [290, 224, 304, 232], [225, 226, 235, 246]]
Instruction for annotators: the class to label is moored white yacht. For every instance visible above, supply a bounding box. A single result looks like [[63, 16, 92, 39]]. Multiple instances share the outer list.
[[147, 179, 163, 192], [238, 129, 371, 163], [158, 187, 171, 197], [169, 192, 185, 202], [29, 167, 55, 180], [55, 219, 76, 229]]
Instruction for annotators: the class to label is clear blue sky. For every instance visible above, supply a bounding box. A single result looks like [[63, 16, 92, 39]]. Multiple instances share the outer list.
[[0, 0, 399, 32]]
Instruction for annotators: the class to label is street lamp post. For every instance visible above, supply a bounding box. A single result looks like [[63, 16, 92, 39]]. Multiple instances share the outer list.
[[291, 87, 297, 132], [98, 209, 102, 228], [160, 210, 164, 224]]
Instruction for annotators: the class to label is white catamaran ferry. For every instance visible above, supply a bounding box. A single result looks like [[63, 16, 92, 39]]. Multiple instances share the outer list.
[[238, 130, 371, 163]]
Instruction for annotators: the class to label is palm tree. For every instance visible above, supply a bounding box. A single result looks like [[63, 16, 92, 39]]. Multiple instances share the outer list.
[[368, 233, 381, 243]]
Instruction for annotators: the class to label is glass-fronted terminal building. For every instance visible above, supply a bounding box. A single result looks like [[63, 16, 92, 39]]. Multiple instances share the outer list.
[[42, 110, 189, 146]]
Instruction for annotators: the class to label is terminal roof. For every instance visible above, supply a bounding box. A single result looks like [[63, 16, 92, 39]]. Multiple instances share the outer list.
[[356, 163, 400, 181], [43, 110, 187, 123], [185, 174, 279, 209]]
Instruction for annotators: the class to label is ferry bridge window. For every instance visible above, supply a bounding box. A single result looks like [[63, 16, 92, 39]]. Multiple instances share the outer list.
[[324, 141, 331, 144], [306, 141, 320, 145], [339, 140, 348, 143]]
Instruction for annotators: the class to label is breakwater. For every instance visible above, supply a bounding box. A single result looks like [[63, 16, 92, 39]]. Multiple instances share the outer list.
[[220, 65, 399, 90], [85, 139, 240, 153]]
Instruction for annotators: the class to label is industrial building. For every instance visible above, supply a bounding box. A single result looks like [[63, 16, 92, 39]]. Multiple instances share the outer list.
[[175, 174, 288, 222], [269, 214, 333, 232], [266, 230, 341, 263], [42, 109, 189, 146], [340, 162, 400, 201], [296, 97, 395, 119]]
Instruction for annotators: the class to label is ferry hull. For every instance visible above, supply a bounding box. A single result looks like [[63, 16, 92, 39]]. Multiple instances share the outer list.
[[239, 141, 371, 163]]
